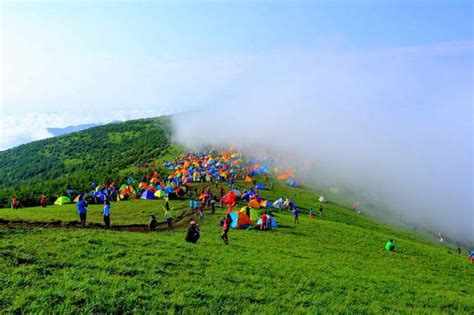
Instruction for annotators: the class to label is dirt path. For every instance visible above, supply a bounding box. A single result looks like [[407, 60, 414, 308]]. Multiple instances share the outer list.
[[0, 210, 195, 233]]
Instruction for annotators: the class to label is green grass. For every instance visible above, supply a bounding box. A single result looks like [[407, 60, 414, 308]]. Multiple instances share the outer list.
[[1, 178, 473, 313]]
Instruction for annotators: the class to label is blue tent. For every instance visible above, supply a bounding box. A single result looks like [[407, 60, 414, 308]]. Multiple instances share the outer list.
[[164, 187, 174, 194], [257, 217, 278, 228], [140, 190, 155, 200], [256, 183, 266, 190]]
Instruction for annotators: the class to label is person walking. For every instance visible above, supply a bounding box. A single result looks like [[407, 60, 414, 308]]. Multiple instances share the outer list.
[[76, 195, 88, 227]]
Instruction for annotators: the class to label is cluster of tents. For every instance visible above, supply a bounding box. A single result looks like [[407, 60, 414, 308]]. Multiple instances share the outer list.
[[52, 148, 301, 206]]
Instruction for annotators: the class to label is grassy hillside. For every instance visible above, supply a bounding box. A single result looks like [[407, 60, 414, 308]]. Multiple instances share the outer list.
[[1, 178, 473, 313], [0, 116, 175, 206]]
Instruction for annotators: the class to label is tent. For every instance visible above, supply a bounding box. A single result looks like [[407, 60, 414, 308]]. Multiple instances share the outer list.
[[54, 196, 71, 205], [140, 190, 155, 200], [164, 187, 174, 194], [285, 178, 299, 188], [260, 200, 272, 208], [257, 216, 278, 228], [273, 198, 284, 209], [232, 189, 242, 197], [255, 183, 266, 190], [240, 207, 260, 221], [199, 193, 209, 200], [73, 195, 80, 203], [154, 190, 165, 198], [248, 199, 261, 209], [319, 196, 326, 203], [229, 211, 253, 229], [244, 176, 253, 183]]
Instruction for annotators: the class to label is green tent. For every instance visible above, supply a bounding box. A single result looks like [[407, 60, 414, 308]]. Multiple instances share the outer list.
[[154, 190, 165, 198], [54, 196, 71, 205], [240, 207, 260, 221]]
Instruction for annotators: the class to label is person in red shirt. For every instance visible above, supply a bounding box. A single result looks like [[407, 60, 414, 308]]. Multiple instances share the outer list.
[[221, 213, 232, 245], [39, 196, 47, 208], [11, 196, 17, 209], [260, 212, 268, 230]]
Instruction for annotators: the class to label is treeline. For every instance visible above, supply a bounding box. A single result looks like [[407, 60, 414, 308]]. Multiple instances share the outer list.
[[0, 116, 175, 207]]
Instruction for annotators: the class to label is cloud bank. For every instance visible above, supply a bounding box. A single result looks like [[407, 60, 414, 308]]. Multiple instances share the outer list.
[[173, 42, 473, 244]]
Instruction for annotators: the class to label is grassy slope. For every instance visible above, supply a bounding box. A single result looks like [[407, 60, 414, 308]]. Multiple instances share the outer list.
[[0, 117, 175, 206], [1, 178, 473, 313]]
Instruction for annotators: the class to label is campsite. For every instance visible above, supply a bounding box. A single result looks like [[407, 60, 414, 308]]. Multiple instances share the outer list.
[[1, 141, 474, 313], [1, 1, 473, 313]]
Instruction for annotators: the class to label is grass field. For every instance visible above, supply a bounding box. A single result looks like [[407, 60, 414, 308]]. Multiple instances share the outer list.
[[1, 178, 473, 313]]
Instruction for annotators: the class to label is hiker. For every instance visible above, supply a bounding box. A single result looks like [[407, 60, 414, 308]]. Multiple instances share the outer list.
[[457, 245, 461, 256], [221, 213, 232, 245], [438, 232, 444, 245], [245, 205, 251, 218], [76, 195, 88, 227], [309, 207, 315, 220], [11, 196, 18, 209], [148, 215, 158, 231], [318, 205, 323, 217], [292, 208, 299, 224], [185, 221, 200, 244], [39, 195, 47, 208], [164, 208, 173, 230], [189, 198, 195, 212], [103, 200, 111, 228], [210, 198, 216, 214], [385, 239, 396, 251], [270, 182, 274, 190], [266, 212, 272, 230], [468, 250, 474, 263], [198, 203, 205, 220], [260, 212, 268, 230]]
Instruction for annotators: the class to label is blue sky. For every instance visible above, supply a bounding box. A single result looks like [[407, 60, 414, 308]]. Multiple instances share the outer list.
[[0, 0, 472, 149]]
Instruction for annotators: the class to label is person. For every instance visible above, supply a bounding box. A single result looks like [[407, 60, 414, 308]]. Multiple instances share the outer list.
[[245, 206, 251, 218], [318, 205, 323, 217], [468, 250, 474, 263], [148, 215, 158, 231], [457, 245, 461, 256], [11, 196, 17, 209], [164, 208, 173, 230], [189, 198, 195, 212], [260, 212, 268, 230], [385, 239, 396, 251], [76, 195, 88, 227], [210, 198, 216, 214], [269, 182, 274, 190], [103, 200, 111, 228], [292, 208, 299, 224], [221, 213, 232, 245], [39, 195, 47, 208], [438, 232, 444, 245], [185, 221, 200, 244], [309, 207, 315, 220], [266, 212, 272, 230], [198, 203, 205, 220]]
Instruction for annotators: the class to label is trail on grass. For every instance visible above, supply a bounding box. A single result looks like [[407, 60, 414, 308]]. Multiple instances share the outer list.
[[0, 210, 194, 233]]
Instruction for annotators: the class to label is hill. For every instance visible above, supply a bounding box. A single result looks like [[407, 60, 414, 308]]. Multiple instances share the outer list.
[[0, 116, 176, 206], [0, 177, 473, 313]]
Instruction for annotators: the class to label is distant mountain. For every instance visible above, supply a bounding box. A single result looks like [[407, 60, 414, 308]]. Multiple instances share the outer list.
[[47, 121, 122, 137], [47, 123, 99, 136]]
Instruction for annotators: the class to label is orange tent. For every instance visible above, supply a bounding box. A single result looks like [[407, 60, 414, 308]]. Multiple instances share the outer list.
[[248, 199, 261, 209], [244, 176, 253, 183]]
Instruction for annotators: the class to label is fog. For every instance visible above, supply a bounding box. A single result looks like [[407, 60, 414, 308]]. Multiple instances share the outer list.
[[172, 42, 473, 244]]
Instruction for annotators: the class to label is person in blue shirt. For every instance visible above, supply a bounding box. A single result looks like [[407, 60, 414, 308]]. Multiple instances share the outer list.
[[76, 195, 88, 227], [103, 200, 111, 228], [292, 208, 299, 224]]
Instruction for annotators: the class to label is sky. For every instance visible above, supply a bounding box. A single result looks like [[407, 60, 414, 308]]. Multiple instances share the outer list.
[[0, 1, 473, 241]]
